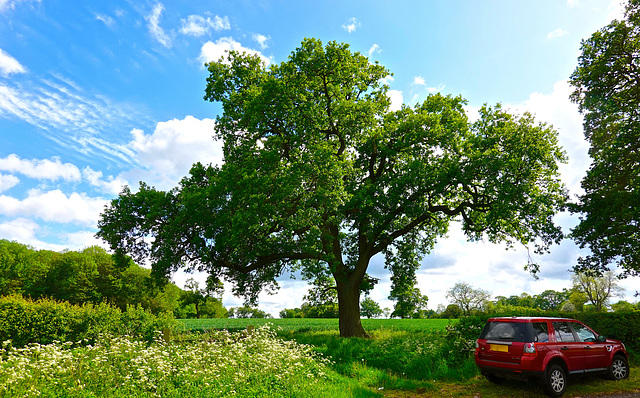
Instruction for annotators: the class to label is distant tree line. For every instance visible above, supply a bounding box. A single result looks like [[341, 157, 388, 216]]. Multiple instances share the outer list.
[[0, 239, 227, 319]]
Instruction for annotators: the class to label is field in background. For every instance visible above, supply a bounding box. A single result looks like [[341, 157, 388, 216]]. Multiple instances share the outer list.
[[179, 317, 455, 333]]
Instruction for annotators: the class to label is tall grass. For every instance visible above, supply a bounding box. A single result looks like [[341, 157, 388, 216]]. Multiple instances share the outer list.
[[0, 324, 380, 398], [285, 325, 477, 384]]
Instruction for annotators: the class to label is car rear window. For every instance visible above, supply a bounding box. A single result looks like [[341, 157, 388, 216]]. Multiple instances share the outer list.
[[479, 321, 529, 342]]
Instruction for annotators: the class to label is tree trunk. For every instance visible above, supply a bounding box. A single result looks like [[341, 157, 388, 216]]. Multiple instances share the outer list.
[[336, 277, 368, 337]]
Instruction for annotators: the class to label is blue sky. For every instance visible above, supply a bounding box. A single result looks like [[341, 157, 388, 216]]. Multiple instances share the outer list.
[[1, 0, 637, 315]]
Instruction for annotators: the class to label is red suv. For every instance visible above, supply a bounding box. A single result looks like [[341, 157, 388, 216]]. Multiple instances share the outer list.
[[475, 317, 629, 397]]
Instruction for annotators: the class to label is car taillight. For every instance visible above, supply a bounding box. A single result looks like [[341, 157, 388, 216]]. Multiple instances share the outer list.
[[524, 343, 536, 355]]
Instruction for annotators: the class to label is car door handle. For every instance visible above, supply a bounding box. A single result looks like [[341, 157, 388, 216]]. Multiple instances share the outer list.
[[561, 346, 569, 350], [584, 346, 592, 349]]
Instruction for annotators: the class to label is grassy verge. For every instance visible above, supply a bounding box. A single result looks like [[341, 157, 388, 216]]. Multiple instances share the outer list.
[[0, 325, 381, 398], [380, 371, 640, 397]]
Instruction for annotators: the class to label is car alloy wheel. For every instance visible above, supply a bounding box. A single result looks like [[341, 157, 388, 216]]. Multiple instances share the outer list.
[[609, 355, 629, 380], [545, 364, 567, 397]]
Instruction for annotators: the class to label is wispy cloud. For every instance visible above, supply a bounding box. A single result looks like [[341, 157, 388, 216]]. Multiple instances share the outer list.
[[145, 3, 172, 48], [0, 75, 144, 164], [95, 13, 115, 27], [342, 17, 360, 33], [252, 34, 270, 49], [0, 0, 40, 13], [0, 48, 26, 77], [547, 28, 569, 39], [179, 14, 230, 37], [412, 76, 445, 93], [368, 44, 380, 58]]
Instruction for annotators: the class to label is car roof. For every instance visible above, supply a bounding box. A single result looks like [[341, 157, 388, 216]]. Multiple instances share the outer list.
[[486, 316, 578, 322]]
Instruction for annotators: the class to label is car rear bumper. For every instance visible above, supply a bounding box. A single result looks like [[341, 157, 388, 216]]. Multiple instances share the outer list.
[[477, 363, 545, 382]]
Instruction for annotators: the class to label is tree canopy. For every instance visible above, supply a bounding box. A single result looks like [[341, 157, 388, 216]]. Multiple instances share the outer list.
[[97, 38, 567, 337], [569, 0, 640, 278]]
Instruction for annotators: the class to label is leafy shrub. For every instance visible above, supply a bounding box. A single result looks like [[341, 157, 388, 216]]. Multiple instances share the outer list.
[[0, 295, 178, 347]]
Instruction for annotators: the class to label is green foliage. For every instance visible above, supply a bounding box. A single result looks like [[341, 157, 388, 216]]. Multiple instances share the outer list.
[[360, 297, 383, 319], [569, 0, 640, 278], [446, 282, 491, 316], [0, 295, 178, 347], [228, 306, 272, 318], [571, 270, 624, 311], [0, 240, 218, 318], [440, 304, 463, 319], [388, 276, 429, 319], [98, 38, 568, 337]]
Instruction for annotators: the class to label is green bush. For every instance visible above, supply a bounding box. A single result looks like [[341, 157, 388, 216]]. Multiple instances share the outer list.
[[0, 295, 178, 347]]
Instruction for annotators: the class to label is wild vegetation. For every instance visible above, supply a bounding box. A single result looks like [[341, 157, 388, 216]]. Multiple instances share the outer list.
[[1, 298, 637, 398]]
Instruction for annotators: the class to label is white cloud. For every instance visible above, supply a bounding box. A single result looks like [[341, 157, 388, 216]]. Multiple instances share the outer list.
[[0, 189, 108, 226], [427, 84, 445, 93], [145, 3, 172, 48], [179, 15, 230, 37], [342, 17, 360, 33], [125, 115, 223, 190], [368, 44, 380, 58], [82, 167, 128, 195], [0, 48, 26, 77], [0, 173, 19, 192], [413, 76, 426, 86], [0, 154, 81, 181], [387, 89, 403, 112], [511, 80, 588, 194], [608, 0, 626, 21], [0, 217, 40, 243], [252, 34, 270, 50], [199, 37, 270, 66], [567, 0, 580, 7], [63, 230, 106, 250], [547, 28, 569, 39]]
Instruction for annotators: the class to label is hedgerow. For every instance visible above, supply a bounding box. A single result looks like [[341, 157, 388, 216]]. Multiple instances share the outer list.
[[0, 295, 178, 347]]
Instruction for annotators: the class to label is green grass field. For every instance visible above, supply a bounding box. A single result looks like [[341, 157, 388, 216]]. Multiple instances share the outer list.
[[178, 317, 455, 334]]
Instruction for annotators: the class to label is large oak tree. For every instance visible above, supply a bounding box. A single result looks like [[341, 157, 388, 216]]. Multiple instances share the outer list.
[[97, 39, 567, 337], [569, 0, 640, 279]]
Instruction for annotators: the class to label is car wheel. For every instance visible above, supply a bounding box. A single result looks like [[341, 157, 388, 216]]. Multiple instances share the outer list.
[[544, 364, 567, 397], [608, 355, 629, 380]]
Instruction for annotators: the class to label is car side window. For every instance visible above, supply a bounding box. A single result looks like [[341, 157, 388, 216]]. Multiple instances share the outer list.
[[552, 322, 576, 342], [572, 322, 597, 342], [531, 322, 549, 342]]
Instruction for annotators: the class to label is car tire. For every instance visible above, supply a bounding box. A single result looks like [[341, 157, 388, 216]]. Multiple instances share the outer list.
[[608, 355, 629, 380], [544, 364, 567, 397]]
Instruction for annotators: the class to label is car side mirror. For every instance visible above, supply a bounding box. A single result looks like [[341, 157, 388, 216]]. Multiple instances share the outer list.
[[597, 335, 606, 343]]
